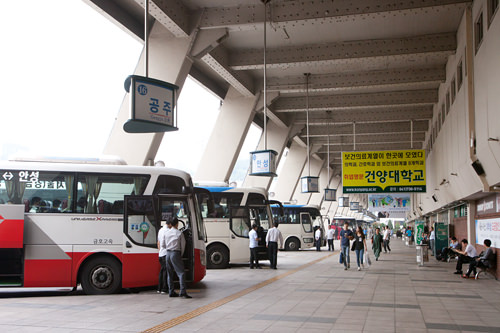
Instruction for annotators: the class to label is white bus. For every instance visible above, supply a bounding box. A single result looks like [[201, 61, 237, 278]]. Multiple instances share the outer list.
[[197, 186, 279, 269], [0, 157, 207, 294], [270, 204, 317, 250]]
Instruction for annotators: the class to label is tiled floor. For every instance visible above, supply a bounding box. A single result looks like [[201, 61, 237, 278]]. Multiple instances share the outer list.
[[1, 239, 500, 332]]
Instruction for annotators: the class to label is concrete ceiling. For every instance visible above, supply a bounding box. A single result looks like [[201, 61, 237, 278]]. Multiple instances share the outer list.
[[87, 0, 470, 171]]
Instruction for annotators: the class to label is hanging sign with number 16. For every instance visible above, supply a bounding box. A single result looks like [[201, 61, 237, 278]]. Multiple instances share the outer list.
[[123, 75, 179, 133]]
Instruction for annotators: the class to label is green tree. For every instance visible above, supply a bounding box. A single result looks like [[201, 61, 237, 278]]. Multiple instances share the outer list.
[[387, 219, 394, 229]]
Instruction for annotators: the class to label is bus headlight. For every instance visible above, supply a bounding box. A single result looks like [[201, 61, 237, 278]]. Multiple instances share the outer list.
[[303, 238, 314, 243], [200, 249, 206, 266]]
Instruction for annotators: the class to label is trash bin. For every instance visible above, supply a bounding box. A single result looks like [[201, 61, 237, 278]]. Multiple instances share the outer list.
[[416, 244, 429, 266]]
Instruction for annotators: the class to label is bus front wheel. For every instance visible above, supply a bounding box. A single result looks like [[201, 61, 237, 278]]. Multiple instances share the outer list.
[[207, 244, 229, 269], [80, 256, 122, 295], [285, 238, 300, 251]]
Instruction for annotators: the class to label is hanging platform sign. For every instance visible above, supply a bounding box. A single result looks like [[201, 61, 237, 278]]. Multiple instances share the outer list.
[[338, 197, 349, 207], [249, 150, 278, 177], [301, 176, 319, 193], [123, 75, 179, 133], [342, 149, 426, 193], [324, 188, 336, 201]]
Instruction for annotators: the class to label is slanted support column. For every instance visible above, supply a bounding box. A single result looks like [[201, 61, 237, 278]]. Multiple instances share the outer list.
[[104, 21, 193, 165], [325, 175, 342, 218], [309, 162, 333, 207], [195, 86, 258, 182], [243, 120, 291, 190], [273, 140, 307, 202]]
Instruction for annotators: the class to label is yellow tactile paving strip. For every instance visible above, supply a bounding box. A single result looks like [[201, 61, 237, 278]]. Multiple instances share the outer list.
[[142, 252, 335, 332]]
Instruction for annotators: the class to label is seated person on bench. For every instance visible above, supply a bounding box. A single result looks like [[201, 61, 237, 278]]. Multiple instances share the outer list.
[[441, 236, 461, 262], [463, 239, 494, 278], [452, 238, 478, 275]]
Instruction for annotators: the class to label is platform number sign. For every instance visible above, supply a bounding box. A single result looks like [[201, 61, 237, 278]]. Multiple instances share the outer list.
[[123, 75, 179, 133]]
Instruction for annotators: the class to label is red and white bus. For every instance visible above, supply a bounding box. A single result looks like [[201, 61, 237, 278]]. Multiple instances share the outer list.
[[0, 157, 207, 294]]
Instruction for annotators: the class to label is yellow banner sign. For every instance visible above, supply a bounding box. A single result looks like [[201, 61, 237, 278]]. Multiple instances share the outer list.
[[342, 150, 426, 193]]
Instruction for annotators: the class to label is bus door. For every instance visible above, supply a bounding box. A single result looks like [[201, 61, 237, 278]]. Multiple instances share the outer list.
[[228, 206, 253, 262], [157, 195, 194, 283], [123, 196, 160, 288], [300, 212, 313, 236], [248, 206, 269, 260], [0, 204, 25, 287]]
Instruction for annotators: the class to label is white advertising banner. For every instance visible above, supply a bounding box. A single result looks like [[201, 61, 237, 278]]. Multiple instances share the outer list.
[[476, 218, 500, 248]]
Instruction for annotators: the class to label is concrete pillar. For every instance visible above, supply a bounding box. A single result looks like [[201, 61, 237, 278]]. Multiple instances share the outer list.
[[194, 86, 258, 182], [243, 120, 291, 190], [103, 22, 193, 165], [273, 140, 307, 202], [467, 200, 476, 245], [309, 161, 329, 207], [324, 175, 342, 219]]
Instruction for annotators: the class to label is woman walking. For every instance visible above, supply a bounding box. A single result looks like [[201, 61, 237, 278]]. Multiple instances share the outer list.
[[352, 227, 367, 271], [372, 227, 383, 261]]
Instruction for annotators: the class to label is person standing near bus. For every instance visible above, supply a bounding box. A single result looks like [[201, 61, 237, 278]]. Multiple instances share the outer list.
[[266, 221, 283, 269], [315, 226, 322, 251], [249, 223, 261, 269], [163, 218, 192, 298], [327, 225, 335, 251], [157, 220, 171, 294], [340, 222, 354, 270]]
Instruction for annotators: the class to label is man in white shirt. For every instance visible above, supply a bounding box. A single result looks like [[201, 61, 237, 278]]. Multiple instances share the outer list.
[[156, 222, 170, 294], [266, 222, 284, 269], [383, 226, 391, 253], [429, 226, 435, 255], [249, 224, 261, 269], [327, 226, 335, 251], [453, 238, 478, 275], [162, 218, 191, 298], [315, 227, 322, 251]]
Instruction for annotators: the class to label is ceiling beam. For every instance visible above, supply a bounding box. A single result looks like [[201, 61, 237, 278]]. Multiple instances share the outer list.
[[273, 90, 437, 112], [294, 106, 433, 123], [309, 133, 426, 145], [317, 141, 425, 154], [300, 120, 429, 136], [230, 33, 456, 70], [133, 0, 192, 37], [201, 46, 255, 97], [200, 0, 471, 29], [266, 66, 445, 93]]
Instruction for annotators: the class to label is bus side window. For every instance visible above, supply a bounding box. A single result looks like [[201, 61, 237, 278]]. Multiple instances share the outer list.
[[0, 171, 76, 214], [77, 173, 149, 214]]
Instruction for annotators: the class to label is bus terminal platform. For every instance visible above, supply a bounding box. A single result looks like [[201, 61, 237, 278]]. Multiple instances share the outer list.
[[1, 240, 500, 333]]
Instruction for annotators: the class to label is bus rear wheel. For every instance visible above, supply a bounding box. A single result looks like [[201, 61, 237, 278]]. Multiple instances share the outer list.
[[285, 238, 300, 251], [80, 256, 122, 295], [207, 244, 229, 269]]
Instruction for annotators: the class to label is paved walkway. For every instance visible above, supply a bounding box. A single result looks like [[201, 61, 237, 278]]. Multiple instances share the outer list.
[[1, 239, 500, 332]]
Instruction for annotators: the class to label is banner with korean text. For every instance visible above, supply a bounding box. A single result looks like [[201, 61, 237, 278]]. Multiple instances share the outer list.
[[476, 218, 500, 248], [342, 150, 426, 193]]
